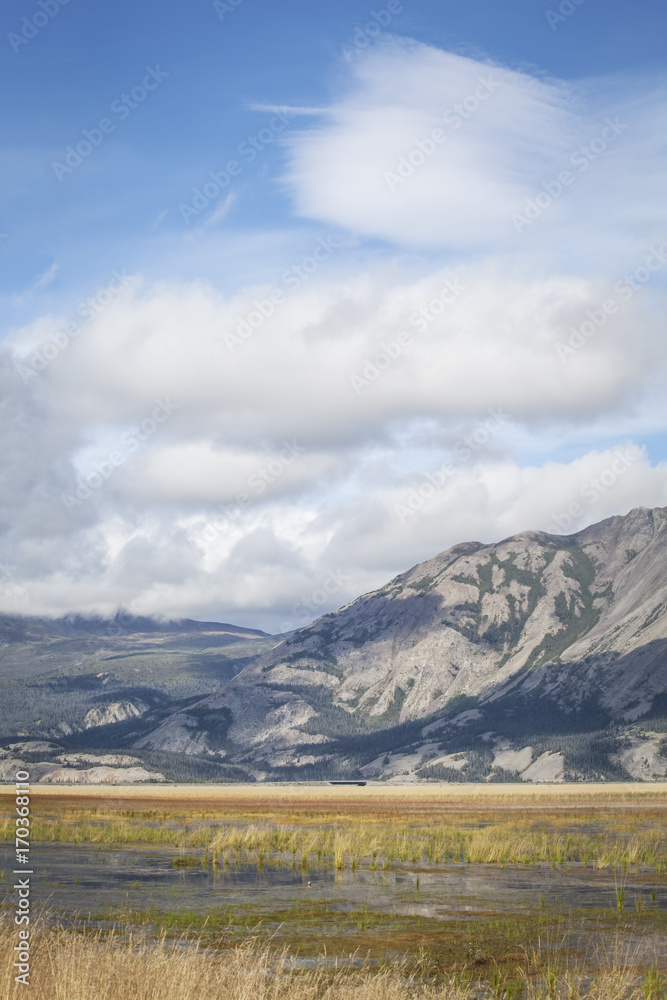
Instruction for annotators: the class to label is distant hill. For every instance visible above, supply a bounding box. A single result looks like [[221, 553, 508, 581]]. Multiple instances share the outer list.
[[0, 612, 271, 643], [0, 613, 277, 762]]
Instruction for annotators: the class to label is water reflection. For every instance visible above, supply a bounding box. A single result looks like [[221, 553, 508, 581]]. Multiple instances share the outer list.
[[1, 842, 665, 923]]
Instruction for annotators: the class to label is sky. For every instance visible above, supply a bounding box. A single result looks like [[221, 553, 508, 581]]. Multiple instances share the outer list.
[[1, 0, 666, 632]]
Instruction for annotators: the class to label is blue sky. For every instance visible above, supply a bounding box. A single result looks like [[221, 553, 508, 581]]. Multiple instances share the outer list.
[[1, 0, 666, 628], [3, 0, 667, 314]]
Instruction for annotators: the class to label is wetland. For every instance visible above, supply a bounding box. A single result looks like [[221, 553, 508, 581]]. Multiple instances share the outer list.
[[1, 782, 666, 998]]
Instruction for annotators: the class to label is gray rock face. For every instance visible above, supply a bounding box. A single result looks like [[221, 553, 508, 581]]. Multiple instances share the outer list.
[[40, 765, 166, 784], [0, 756, 166, 783], [55, 753, 143, 766], [136, 506, 667, 775], [611, 732, 667, 779], [0, 758, 60, 781], [83, 700, 148, 729], [7, 741, 61, 755], [133, 712, 213, 755]]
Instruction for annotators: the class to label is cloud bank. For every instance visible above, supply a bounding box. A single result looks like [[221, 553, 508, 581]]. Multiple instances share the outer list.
[[1, 39, 666, 630]]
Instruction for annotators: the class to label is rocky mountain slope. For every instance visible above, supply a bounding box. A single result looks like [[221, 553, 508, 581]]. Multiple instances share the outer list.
[[137, 506, 667, 781]]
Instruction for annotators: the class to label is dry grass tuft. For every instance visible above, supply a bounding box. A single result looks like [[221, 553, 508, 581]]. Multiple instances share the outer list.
[[1, 922, 664, 1000]]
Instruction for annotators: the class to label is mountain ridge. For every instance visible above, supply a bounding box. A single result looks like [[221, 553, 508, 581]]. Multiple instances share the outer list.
[[1, 506, 665, 783], [134, 505, 667, 780]]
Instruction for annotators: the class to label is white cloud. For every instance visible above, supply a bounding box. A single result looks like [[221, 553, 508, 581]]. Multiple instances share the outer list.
[[1, 256, 663, 630], [283, 39, 667, 260], [1, 37, 666, 629], [0, 440, 665, 633], [19, 262, 662, 446], [30, 261, 59, 292]]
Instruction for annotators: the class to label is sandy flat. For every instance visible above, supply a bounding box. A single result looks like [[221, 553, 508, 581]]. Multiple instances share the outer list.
[[2, 780, 666, 811]]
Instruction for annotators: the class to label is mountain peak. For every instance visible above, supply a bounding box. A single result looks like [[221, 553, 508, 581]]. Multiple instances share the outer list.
[[135, 506, 667, 779]]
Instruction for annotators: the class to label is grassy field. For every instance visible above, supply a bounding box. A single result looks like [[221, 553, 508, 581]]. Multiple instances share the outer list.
[[2, 783, 666, 870], [9, 780, 667, 803], [2, 920, 666, 1000], [1, 784, 666, 995]]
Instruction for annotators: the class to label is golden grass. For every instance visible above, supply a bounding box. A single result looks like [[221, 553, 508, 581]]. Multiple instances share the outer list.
[[4, 781, 666, 807], [2, 784, 665, 870], [2, 921, 665, 1000], [200, 820, 667, 870]]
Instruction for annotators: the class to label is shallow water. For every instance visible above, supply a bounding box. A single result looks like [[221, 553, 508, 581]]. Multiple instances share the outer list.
[[2, 842, 666, 923]]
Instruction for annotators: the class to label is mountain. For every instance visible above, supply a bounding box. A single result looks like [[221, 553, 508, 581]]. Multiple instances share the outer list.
[[0, 612, 277, 780], [1, 509, 666, 783], [135, 506, 667, 781], [0, 612, 269, 644]]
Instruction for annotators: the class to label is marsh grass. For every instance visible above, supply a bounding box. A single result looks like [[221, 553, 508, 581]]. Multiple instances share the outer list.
[[6, 810, 664, 872], [2, 788, 664, 996], [1, 920, 664, 1000], [85, 897, 666, 973]]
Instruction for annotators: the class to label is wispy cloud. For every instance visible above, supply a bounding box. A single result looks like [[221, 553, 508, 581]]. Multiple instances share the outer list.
[[248, 103, 329, 116], [152, 208, 168, 229], [283, 39, 667, 264], [31, 262, 59, 291], [201, 192, 236, 230], [10, 261, 59, 307]]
